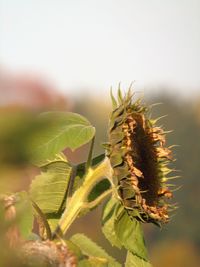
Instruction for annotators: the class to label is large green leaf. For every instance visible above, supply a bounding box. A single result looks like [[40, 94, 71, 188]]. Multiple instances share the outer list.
[[102, 198, 122, 248], [15, 191, 34, 239], [103, 198, 148, 260], [30, 156, 72, 214], [125, 252, 152, 267], [71, 234, 121, 267], [114, 207, 148, 261], [78, 258, 108, 267], [30, 112, 95, 163]]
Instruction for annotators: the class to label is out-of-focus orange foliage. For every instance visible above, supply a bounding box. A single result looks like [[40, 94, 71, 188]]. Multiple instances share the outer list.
[[0, 70, 70, 111]]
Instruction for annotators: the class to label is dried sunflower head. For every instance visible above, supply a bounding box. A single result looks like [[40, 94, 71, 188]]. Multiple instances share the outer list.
[[107, 88, 176, 224]]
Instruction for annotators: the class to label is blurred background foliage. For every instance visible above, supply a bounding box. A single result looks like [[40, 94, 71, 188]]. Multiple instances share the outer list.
[[0, 77, 199, 267]]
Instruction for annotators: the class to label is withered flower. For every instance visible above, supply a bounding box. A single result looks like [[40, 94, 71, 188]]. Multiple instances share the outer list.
[[107, 89, 176, 224]]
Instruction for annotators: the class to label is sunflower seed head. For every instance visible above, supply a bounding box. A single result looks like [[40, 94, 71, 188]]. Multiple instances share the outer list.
[[107, 88, 177, 224]]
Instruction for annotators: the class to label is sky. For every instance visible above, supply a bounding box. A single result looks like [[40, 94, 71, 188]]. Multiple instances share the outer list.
[[0, 0, 200, 98]]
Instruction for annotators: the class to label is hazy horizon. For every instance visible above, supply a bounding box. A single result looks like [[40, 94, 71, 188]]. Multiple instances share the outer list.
[[0, 0, 200, 98]]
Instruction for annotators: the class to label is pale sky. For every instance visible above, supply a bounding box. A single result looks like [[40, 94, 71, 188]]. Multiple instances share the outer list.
[[0, 0, 200, 98]]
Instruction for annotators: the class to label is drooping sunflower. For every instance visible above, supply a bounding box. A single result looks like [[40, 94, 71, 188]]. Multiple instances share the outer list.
[[107, 88, 176, 224]]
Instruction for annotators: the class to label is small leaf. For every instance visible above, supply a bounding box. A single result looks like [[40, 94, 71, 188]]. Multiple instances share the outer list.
[[71, 234, 121, 267], [110, 153, 123, 167], [102, 198, 122, 248], [110, 130, 124, 145], [125, 252, 152, 267], [30, 112, 95, 163], [117, 84, 123, 104], [114, 208, 148, 260], [110, 87, 118, 109], [30, 156, 72, 214], [15, 191, 34, 239]]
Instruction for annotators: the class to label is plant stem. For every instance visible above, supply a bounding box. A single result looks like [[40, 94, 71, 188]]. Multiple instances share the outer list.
[[58, 165, 77, 214], [84, 188, 113, 209], [53, 157, 113, 237], [85, 136, 95, 172], [31, 200, 52, 240]]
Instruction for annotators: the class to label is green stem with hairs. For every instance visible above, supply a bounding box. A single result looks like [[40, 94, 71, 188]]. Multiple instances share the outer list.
[[53, 157, 113, 238]]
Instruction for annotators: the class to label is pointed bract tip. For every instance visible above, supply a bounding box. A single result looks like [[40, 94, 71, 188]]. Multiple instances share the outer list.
[[110, 87, 117, 109]]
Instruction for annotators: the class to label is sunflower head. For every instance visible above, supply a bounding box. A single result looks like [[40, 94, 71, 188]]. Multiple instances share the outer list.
[[107, 88, 176, 224]]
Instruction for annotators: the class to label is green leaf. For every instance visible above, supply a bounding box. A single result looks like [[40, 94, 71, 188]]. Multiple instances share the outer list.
[[110, 88, 117, 109], [71, 234, 121, 267], [46, 218, 59, 233], [64, 240, 84, 261], [30, 112, 95, 163], [125, 252, 152, 267], [30, 156, 72, 214], [78, 258, 108, 267], [15, 191, 34, 239], [117, 84, 123, 104], [33, 152, 67, 168], [102, 198, 122, 248], [114, 208, 148, 261]]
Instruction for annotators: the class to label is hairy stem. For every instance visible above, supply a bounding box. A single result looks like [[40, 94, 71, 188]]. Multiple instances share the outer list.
[[53, 157, 113, 238]]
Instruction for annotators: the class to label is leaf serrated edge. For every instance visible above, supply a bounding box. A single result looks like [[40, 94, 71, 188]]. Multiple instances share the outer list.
[[70, 233, 121, 267]]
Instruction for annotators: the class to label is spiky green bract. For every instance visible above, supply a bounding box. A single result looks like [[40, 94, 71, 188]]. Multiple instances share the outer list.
[[107, 89, 175, 224]]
